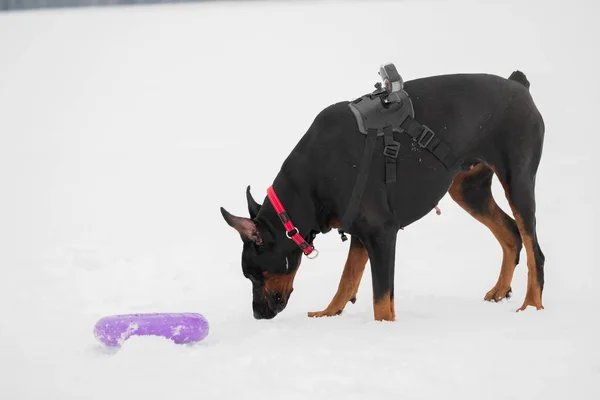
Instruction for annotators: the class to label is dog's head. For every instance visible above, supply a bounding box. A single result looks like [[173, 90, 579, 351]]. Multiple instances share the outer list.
[[220, 186, 302, 320]]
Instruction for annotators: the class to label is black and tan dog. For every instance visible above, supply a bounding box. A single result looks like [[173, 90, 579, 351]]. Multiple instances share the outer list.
[[221, 70, 545, 321]]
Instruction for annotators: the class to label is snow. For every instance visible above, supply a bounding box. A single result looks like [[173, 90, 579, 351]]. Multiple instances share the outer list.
[[0, 0, 599, 399]]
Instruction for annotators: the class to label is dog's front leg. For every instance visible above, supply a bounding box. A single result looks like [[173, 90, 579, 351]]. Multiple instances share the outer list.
[[364, 230, 398, 321], [308, 236, 368, 318]]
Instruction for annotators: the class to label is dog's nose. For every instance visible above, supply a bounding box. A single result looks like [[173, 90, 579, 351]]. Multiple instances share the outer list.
[[252, 301, 277, 320], [253, 309, 276, 320]]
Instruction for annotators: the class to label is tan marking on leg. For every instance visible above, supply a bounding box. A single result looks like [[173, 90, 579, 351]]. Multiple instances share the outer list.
[[482, 198, 520, 301], [449, 165, 519, 302], [491, 167, 544, 312], [373, 291, 395, 321], [308, 238, 368, 318], [512, 215, 544, 311]]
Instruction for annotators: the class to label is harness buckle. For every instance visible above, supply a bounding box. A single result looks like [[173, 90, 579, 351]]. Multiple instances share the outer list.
[[417, 126, 435, 148], [383, 142, 401, 158], [285, 227, 299, 239]]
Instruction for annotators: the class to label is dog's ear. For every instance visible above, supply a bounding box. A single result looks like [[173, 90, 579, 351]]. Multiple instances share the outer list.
[[246, 185, 262, 219], [220, 207, 262, 245]]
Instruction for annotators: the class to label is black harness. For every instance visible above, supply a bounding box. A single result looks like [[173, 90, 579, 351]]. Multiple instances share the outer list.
[[338, 83, 459, 239]]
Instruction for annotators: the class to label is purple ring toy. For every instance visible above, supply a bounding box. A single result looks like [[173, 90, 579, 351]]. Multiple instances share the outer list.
[[94, 312, 209, 347]]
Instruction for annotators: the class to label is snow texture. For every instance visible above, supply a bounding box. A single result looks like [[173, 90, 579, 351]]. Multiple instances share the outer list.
[[0, 0, 599, 399]]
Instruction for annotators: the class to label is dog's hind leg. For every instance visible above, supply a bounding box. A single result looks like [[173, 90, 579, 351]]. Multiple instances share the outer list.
[[449, 163, 523, 302], [491, 108, 545, 311], [308, 235, 368, 318], [494, 165, 545, 311]]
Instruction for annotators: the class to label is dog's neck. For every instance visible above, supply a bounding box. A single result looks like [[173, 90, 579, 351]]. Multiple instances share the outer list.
[[257, 170, 320, 250]]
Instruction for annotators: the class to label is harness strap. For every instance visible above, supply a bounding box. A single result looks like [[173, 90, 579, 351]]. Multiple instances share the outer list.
[[382, 125, 400, 183], [382, 125, 399, 220], [338, 128, 379, 235], [338, 104, 459, 238], [400, 116, 458, 169]]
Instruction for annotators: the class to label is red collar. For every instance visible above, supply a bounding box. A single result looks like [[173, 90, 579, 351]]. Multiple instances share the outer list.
[[266, 185, 318, 259]]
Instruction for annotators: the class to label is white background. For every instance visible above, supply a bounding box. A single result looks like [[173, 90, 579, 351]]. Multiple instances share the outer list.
[[0, 0, 598, 399]]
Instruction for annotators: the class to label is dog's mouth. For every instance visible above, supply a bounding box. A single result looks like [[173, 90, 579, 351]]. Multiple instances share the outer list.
[[252, 289, 292, 320], [253, 303, 278, 320], [252, 298, 283, 320]]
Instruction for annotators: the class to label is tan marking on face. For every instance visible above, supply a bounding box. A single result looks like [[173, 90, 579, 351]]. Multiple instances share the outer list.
[[262, 254, 301, 301]]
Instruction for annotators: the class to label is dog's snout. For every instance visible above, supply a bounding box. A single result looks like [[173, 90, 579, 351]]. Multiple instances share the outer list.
[[253, 309, 276, 320], [251, 290, 290, 319], [252, 300, 277, 320]]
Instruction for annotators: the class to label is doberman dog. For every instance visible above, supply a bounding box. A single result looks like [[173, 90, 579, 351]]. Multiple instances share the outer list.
[[221, 70, 545, 321]]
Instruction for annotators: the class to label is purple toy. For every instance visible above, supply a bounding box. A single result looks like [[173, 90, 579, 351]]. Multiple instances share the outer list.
[[93, 312, 209, 347]]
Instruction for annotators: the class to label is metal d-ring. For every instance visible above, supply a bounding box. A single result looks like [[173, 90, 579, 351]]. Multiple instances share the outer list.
[[305, 249, 319, 259]]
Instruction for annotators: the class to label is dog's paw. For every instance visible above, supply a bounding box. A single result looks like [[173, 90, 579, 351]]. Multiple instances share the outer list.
[[516, 290, 544, 311], [516, 301, 544, 312], [484, 286, 512, 302], [307, 309, 343, 318]]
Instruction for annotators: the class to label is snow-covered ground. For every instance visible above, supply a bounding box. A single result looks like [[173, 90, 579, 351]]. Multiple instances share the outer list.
[[1, 0, 598, 398]]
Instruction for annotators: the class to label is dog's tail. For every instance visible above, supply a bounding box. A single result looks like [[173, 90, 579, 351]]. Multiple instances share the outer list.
[[508, 70, 530, 90]]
